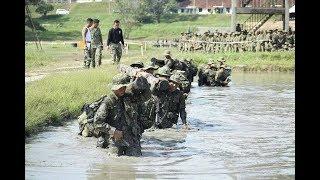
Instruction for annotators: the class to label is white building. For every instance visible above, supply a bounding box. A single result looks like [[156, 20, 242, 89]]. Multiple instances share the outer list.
[[178, 0, 231, 15]]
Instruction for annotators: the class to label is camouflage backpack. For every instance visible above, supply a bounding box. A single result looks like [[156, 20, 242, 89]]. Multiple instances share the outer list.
[[171, 70, 191, 93], [77, 95, 107, 137]]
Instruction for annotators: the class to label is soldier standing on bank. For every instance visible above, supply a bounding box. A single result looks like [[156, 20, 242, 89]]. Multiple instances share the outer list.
[[107, 20, 124, 64], [89, 19, 103, 68], [82, 18, 93, 68]]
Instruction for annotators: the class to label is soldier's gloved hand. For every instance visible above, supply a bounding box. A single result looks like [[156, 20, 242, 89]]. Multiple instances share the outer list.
[[113, 130, 123, 141]]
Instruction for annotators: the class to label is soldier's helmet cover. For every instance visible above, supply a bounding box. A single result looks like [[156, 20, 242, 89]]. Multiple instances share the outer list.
[[156, 66, 172, 77], [130, 61, 144, 68], [164, 50, 172, 56], [111, 73, 131, 91]]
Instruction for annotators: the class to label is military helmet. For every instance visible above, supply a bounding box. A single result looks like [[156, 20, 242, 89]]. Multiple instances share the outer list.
[[207, 60, 214, 65], [155, 66, 172, 77], [164, 50, 172, 56], [142, 65, 159, 71], [130, 61, 144, 68], [131, 76, 150, 92], [111, 73, 131, 91], [169, 75, 181, 85], [220, 64, 226, 69], [217, 57, 226, 62]]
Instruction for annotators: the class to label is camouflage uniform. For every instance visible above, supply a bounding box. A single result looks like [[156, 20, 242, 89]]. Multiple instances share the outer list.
[[171, 70, 191, 94], [154, 85, 187, 128], [183, 59, 198, 83], [94, 74, 143, 156], [90, 27, 103, 68], [198, 62, 218, 86], [214, 65, 232, 87]]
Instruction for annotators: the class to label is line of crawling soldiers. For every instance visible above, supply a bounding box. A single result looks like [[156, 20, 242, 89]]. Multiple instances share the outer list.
[[77, 50, 199, 157], [178, 28, 295, 53]]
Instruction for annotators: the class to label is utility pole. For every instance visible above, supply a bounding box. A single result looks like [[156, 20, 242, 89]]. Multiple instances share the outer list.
[[231, 0, 237, 32], [284, 0, 289, 32]]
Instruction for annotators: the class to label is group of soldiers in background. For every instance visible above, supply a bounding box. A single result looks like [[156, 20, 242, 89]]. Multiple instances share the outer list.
[[77, 50, 199, 157], [153, 39, 178, 48], [177, 28, 295, 53], [198, 57, 232, 87]]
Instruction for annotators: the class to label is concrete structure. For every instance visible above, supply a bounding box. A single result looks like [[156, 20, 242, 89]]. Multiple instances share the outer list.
[[231, 0, 294, 32]]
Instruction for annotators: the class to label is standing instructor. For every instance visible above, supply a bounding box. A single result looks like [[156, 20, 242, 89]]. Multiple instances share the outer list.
[[107, 20, 124, 64]]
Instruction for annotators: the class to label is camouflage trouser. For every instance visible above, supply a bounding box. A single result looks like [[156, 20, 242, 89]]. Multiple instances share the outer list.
[[114, 130, 142, 157], [156, 112, 178, 129], [110, 43, 122, 63], [89, 46, 102, 68], [84, 47, 92, 67]]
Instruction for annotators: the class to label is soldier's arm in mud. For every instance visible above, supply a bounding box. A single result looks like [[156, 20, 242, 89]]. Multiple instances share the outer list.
[[179, 92, 187, 125]]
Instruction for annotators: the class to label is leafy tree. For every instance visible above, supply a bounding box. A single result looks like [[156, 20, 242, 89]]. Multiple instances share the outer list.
[[113, 0, 146, 38], [35, 1, 54, 17], [143, 0, 177, 23]]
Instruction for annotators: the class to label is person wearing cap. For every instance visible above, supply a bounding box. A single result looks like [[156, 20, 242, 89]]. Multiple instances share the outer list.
[[183, 59, 198, 83], [93, 73, 144, 156], [214, 65, 231, 86], [217, 57, 226, 67], [89, 19, 103, 68], [153, 72, 188, 130], [171, 70, 191, 94], [167, 76, 189, 129], [130, 61, 144, 69], [107, 20, 124, 64], [163, 50, 175, 69], [82, 18, 93, 68]]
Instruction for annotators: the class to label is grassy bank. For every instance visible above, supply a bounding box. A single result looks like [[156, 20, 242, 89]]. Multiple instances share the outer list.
[[25, 67, 115, 136], [174, 50, 295, 72]]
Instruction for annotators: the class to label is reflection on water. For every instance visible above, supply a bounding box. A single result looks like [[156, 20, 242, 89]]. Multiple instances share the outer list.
[[25, 72, 295, 179]]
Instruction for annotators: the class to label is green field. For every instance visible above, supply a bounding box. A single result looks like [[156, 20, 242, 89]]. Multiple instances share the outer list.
[[26, 2, 270, 41]]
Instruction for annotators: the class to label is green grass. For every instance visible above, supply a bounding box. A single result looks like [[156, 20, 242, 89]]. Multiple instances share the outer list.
[[172, 50, 295, 72], [25, 67, 116, 136], [26, 2, 286, 41], [25, 2, 240, 41], [25, 43, 82, 71]]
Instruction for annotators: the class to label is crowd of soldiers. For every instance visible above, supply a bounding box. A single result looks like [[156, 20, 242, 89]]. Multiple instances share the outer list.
[[198, 57, 232, 87], [77, 50, 199, 157], [152, 39, 178, 48], [177, 28, 295, 53]]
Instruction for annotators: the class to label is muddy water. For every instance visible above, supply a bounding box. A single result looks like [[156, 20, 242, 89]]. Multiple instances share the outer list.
[[25, 72, 295, 180]]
